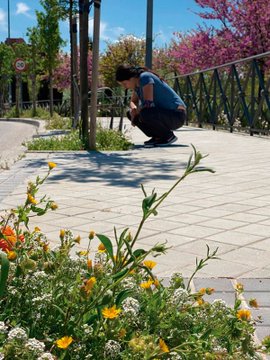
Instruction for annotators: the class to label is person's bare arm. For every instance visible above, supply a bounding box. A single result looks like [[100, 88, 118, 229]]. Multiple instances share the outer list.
[[142, 83, 154, 103], [130, 91, 139, 121]]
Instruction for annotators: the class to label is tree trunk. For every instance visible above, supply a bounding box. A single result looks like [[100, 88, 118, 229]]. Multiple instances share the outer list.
[[49, 70, 54, 117], [72, 15, 79, 128], [15, 74, 20, 117], [69, 0, 74, 122]]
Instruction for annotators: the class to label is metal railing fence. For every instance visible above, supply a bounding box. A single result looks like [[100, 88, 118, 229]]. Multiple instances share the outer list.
[[169, 51, 270, 136]]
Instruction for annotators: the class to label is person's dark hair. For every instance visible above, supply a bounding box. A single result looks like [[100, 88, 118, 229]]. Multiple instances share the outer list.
[[115, 64, 163, 82]]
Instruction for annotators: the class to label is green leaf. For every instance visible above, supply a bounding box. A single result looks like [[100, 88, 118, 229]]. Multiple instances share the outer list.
[[100, 293, 113, 306], [125, 248, 146, 266], [142, 193, 157, 214], [112, 268, 129, 280], [96, 234, 114, 261], [84, 313, 99, 325], [0, 252, 10, 297], [115, 289, 134, 306]]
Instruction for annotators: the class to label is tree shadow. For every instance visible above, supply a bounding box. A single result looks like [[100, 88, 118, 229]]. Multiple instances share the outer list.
[[39, 149, 190, 188]]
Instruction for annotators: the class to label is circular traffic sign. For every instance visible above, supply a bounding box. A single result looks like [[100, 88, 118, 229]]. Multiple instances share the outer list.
[[14, 58, 26, 72]]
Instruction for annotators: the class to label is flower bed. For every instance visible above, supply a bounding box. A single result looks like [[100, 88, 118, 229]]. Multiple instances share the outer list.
[[0, 148, 269, 359]]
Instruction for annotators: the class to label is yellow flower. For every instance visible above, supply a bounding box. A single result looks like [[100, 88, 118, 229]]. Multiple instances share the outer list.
[[55, 336, 73, 349], [235, 282, 244, 292], [34, 227, 41, 232], [159, 338, 169, 353], [48, 162, 57, 170], [59, 229, 65, 239], [140, 280, 153, 289], [27, 193, 38, 205], [118, 328, 126, 338], [237, 309, 251, 321], [143, 260, 157, 270], [198, 288, 206, 295], [79, 250, 88, 256], [7, 250, 17, 260], [74, 235, 81, 244], [98, 243, 106, 252], [249, 298, 259, 308], [153, 278, 160, 287], [89, 230, 95, 240], [50, 202, 58, 210], [102, 305, 121, 319], [197, 297, 205, 306]]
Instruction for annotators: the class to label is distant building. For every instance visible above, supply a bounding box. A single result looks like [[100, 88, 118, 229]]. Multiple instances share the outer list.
[[5, 38, 26, 46]]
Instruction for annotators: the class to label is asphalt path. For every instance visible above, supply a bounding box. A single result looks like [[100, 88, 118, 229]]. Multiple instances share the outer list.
[[0, 119, 40, 169]]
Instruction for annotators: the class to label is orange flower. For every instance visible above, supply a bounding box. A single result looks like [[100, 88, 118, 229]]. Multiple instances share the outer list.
[[98, 243, 106, 252], [159, 338, 169, 353], [249, 298, 259, 308], [198, 288, 206, 295], [87, 259, 92, 269], [83, 277, 96, 293], [237, 309, 251, 321], [102, 305, 121, 319], [0, 226, 24, 252], [55, 336, 73, 349]]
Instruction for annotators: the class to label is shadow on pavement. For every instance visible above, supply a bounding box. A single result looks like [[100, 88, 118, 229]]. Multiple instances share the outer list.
[[34, 150, 191, 188]]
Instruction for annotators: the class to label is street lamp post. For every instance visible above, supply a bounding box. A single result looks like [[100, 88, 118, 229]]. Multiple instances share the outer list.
[[89, 0, 101, 150], [7, 0, 11, 39], [145, 0, 153, 69], [7, 0, 12, 106]]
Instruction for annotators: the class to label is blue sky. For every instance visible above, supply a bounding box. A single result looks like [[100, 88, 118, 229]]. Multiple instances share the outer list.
[[0, 0, 214, 52]]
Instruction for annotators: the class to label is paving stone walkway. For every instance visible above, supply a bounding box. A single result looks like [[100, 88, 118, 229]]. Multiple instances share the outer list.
[[0, 119, 270, 351]]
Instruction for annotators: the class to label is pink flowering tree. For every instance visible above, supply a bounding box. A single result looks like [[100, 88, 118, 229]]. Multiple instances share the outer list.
[[53, 50, 93, 92], [167, 0, 270, 74]]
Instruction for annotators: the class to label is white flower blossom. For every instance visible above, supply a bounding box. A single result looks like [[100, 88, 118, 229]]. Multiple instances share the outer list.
[[8, 327, 28, 342], [0, 321, 8, 334], [104, 340, 121, 359], [170, 288, 189, 305], [25, 338, 45, 354], [82, 324, 94, 336], [122, 297, 140, 317], [37, 353, 55, 360]]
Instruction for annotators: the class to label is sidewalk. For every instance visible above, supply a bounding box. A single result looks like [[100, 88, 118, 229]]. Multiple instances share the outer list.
[[0, 120, 270, 342]]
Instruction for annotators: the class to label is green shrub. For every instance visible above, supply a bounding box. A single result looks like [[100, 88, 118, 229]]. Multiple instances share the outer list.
[[26, 131, 84, 151], [26, 128, 133, 151]]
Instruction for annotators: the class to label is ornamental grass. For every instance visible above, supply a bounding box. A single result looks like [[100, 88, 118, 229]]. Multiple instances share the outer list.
[[0, 146, 269, 359]]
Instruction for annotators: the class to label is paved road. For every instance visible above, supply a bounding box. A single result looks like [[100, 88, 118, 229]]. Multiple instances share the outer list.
[[0, 119, 41, 169]]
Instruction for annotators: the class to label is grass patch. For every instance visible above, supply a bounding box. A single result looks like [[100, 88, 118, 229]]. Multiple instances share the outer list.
[[26, 128, 133, 151]]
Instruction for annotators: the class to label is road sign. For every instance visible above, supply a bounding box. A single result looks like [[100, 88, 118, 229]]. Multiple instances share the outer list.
[[14, 58, 26, 72]]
